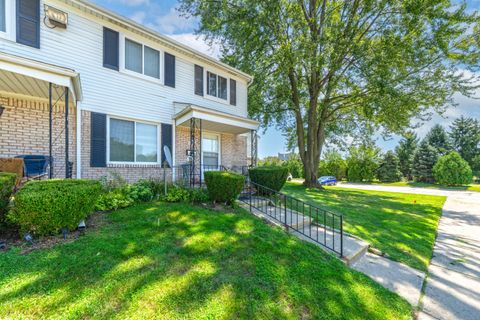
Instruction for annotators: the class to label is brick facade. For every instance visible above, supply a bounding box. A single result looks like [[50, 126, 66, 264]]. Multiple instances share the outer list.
[[0, 94, 76, 178]]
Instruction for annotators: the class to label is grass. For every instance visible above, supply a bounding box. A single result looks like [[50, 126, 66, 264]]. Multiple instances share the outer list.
[[0, 202, 412, 319], [366, 180, 480, 192], [282, 181, 446, 271]]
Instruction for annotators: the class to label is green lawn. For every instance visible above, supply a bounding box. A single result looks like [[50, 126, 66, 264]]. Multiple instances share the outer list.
[[0, 202, 412, 319], [367, 181, 480, 192], [282, 181, 446, 271]]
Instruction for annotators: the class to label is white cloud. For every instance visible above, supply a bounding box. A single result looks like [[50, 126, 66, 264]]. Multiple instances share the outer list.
[[130, 11, 146, 24], [166, 33, 221, 59], [109, 0, 149, 6], [153, 6, 196, 34]]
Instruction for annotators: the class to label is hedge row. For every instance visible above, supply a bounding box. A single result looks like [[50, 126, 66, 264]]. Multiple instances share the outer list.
[[204, 171, 245, 204], [0, 172, 16, 221], [249, 166, 289, 191]]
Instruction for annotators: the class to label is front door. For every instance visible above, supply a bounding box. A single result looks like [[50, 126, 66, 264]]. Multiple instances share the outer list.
[[202, 133, 220, 172]]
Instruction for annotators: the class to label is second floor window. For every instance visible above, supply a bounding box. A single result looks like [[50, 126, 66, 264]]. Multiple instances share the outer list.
[[125, 38, 160, 79], [207, 71, 228, 100]]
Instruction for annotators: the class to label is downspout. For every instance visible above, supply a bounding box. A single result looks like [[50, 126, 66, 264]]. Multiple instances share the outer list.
[[76, 101, 82, 179]]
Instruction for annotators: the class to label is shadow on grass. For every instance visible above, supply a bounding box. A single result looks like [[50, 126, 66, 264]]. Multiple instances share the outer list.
[[282, 182, 446, 271], [0, 202, 411, 319]]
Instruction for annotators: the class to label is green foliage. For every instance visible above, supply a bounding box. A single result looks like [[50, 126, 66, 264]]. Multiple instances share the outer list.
[[189, 188, 210, 203], [377, 151, 403, 182], [433, 152, 473, 186], [426, 125, 451, 156], [204, 171, 245, 204], [95, 180, 155, 212], [160, 185, 190, 203], [346, 145, 380, 182], [449, 116, 480, 166], [472, 155, 480, 177], [95, 190, 134, 212], [179, 0, 480, 186], [282, 155, 304, 178], [413, 140, 439, 183], [9, 179, 101, 236], [249, 166, 289, 191], [0, 173, 16, 222], [395, 132, 418, 180], [318, 150, 347, 180], [136, 178, 164, 199], [258, 156, 283, 166]]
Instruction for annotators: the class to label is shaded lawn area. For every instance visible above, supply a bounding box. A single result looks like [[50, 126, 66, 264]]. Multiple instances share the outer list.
[[367, 181, 480, 192], [0, 203, 412, 319], [282, 181, 446, 271]]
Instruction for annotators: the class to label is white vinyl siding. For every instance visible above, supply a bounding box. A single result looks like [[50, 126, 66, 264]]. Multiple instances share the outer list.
[[108, 117, 159, 164], [0, 0, 249, 123]]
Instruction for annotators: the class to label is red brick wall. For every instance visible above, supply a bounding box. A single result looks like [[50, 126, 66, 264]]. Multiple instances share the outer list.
[[0, 95, 76, 178]]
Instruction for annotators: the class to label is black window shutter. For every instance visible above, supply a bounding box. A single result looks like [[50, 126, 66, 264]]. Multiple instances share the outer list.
[[16, 0, 40, 48], [230, 79, 237, 106], [194, 65, 204, 96], [164, 52, 176, 88], [103, 27, 119, 70], [90, 112, 107, 167], [161, 123, 173, 167]]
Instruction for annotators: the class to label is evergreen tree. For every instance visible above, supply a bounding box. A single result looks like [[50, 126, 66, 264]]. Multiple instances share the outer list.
[[377, 151, 403, 182], [395, 132, 418, 180], [449, 116, 480, 166], [426, 124, 451, 156], [413, 140, 439, 183]]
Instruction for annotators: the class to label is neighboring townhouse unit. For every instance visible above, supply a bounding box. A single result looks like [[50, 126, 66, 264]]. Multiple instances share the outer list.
[[0, 0, 259, 183]]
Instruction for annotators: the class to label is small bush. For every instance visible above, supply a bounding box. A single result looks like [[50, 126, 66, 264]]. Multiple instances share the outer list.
[[95, 190, 134, 211], [0, 173, 16, 221], [433, 152, 473, 186], [136, 178, 163, 199], [161, 185, 190, 202], [9, 179, 101, 236], [128, 183, 154, 202], [204, 171, 245, 204], [249, 166, 288, 191], [189, 188, 210, 203]]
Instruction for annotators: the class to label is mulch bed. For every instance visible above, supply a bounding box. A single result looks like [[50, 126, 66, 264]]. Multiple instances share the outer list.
[[0, 211, 110, 254]]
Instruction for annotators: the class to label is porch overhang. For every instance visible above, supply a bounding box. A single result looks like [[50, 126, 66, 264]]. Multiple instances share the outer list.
[[174, 104, 259, 134], [0, 52, 82, 102]]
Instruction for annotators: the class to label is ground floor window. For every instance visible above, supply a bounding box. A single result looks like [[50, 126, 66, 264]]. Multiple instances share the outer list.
[[109, 117, 158, 163]]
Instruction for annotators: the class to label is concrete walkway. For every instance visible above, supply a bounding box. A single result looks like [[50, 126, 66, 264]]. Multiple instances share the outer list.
[[338, 183, 480, 319]]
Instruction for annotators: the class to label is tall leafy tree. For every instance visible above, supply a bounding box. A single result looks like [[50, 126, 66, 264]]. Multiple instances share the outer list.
[[426, 124, 451, 156], [395, 132, 418, 180], [413, 140, 438, 183], [449, 116, 480, 165], [346, 143, 381, 182], [179, 0, 480, 186], [377, 151, 402, 182]]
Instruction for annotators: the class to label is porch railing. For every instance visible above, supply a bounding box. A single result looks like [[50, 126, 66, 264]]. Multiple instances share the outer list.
[[239, 179, 343, 257]]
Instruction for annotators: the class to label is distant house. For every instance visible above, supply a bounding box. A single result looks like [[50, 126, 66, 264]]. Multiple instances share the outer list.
[[0, 0, 259, 182], [278, 153, 294, 161]]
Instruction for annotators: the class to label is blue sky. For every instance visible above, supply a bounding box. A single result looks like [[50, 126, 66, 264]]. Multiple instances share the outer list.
[[93, 0, 480, 158]]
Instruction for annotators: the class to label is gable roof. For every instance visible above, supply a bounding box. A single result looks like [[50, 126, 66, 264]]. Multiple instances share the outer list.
[[62, 0, 253, 83]]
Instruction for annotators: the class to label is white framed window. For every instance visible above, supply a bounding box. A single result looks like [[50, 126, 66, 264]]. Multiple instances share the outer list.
[[0, 0, 15, 41], [206, 71, 228, 101], [108, 116, 160, 164], [121, 35, 162, 81]]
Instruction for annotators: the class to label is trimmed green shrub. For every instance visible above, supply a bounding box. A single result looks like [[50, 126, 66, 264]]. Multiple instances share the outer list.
[[204, 171, 245, 204], [249, 166, 288, 191], [0, 172, 16, 221], [9, 179, 101, 236], [95, 190, 134, 211], [377, 151, 403, 182], [189, 188, 210, 203], [433, 152, 473, 186]]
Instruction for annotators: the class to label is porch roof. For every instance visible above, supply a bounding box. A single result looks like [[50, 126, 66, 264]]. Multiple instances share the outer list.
[[173, 103, 259, 134], [0, 52, 83, 102]]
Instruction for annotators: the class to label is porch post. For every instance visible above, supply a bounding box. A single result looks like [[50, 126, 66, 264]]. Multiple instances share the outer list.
[[251, 130, 257, 167], [65, 87, 70, 178], [189, 117, 197, 188], [49, 82, 53, 178]]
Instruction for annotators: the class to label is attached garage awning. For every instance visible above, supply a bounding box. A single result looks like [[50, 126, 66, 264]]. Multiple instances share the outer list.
[[174, 103, 259, 134], [0, 52, 82, 102]]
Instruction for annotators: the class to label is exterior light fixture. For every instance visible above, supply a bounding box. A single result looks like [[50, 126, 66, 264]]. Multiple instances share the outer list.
[[44, 5, 68, 29]]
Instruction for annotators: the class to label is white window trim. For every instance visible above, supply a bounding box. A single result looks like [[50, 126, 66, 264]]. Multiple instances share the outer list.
[[0, 0, 16, 41], [106, 115, 161, 165], [204, 69, 231, 104], [201, 132, 222, 171], [119, 33, 165, 85]]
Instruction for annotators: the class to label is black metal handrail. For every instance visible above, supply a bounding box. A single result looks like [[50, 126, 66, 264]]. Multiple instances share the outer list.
[[240, 180, 343, 257]]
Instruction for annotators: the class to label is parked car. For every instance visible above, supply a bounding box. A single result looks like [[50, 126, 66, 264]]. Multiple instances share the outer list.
[[318, 176, 337, 186]]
